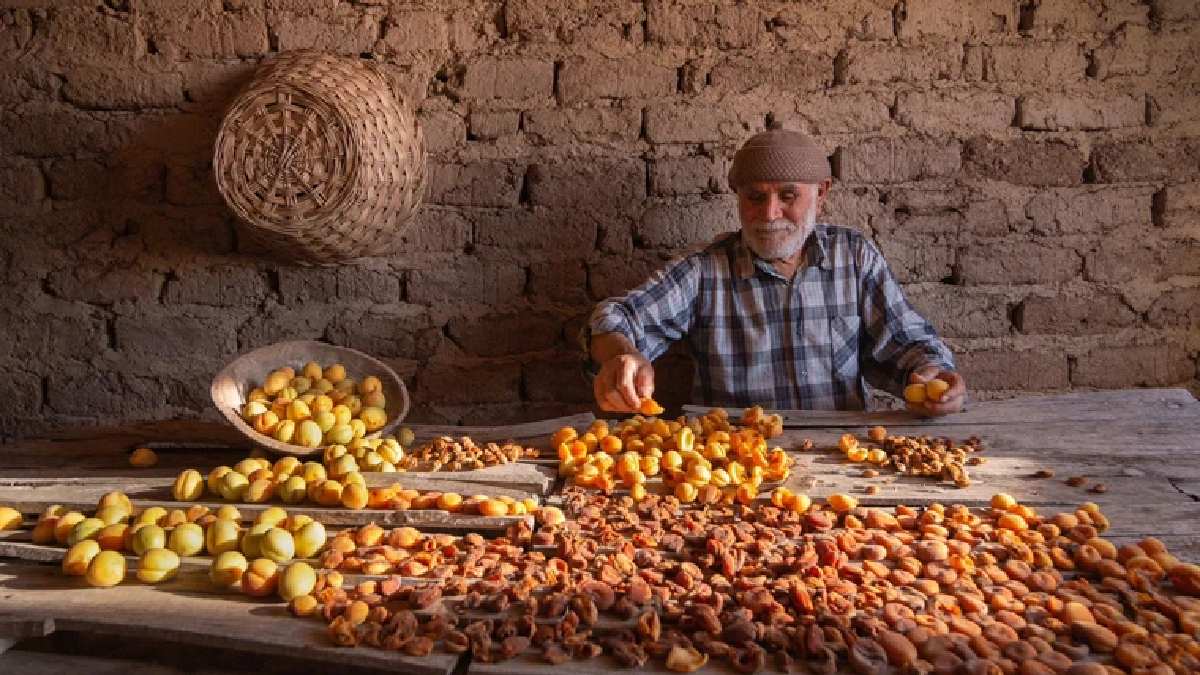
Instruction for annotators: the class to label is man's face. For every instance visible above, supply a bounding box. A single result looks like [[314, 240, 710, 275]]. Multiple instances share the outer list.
[[737, 181, 828, 261]]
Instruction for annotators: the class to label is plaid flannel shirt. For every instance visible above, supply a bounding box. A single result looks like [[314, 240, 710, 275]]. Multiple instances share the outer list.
[[587, 224, 955, 410]]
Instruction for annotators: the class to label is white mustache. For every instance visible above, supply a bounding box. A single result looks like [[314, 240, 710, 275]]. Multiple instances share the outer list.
[[751, 219, 796, 232]]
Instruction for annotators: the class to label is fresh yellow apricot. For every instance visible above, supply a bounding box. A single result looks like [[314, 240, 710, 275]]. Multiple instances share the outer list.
[[358, 376, 382, 395], [32, 518, 58, 544], [244, 478, 274, 504], [250, 506, 285, 528], [241, 557, 279, 597], [130, 524, 166, 556], [210, 550, 248, 588], [273, 456, 301, 477], [324, 364, 346, 384], [348, 419, 367, 439], [137, 548, 180, 583], [278, 561, 317, 602], [273, 419, 296, 444], [279, 476, 308, 504], [232, 458, 260, 477], [328, 454, 358, 480], [54, 511, 86, 544], [991, 493, 1018, 511], [314, 480, 343, 507], [94, 505, 130, 526], [162, 509, 188, 528], [135, 506, 167, 526], [241, 522, 273, 558], [68, 517, 105, 546], [310, 394, 334, 414], [168, 522, 204, 556], [173, 469, 205, 502], [243, 400, 269, 420], [98, 490, 132, 514], [129, 447, 158, 468], [263, 370, 290, 396], [85, 550, 126, 587], [341, 483, 369, 510], [218, 471, 250, 501], [215, 505, 242, 521], [290, 376, 312, 395], [96, 524, 128, 551], [260, 527, 295, 563], [478, 499, 510, 517], [247, 387, 269, 403], [63, 539, 101, 576], [828, 493, 858, 513], [293, 521, 326, 558], [903, 383, 927, 404], [295, 420, 322, 448], [205, 519, 241, 555]]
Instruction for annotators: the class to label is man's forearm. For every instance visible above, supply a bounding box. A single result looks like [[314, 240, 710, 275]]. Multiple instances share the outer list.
[[590, 331, 643, 365]]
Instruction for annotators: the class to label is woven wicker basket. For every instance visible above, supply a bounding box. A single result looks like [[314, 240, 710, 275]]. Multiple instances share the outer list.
[[214, 50, 426, 264]]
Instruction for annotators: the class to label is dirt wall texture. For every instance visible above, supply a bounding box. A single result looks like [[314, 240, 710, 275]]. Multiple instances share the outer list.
[[1, 0, 1198, 434]]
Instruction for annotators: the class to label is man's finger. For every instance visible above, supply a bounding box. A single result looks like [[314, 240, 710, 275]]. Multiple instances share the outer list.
[[634, 363, 655, 400], [616, 358, 641, 410], [908, 365, 938, 383]]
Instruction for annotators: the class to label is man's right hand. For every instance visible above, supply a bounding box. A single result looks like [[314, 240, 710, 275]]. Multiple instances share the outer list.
[[593, 353, 656, 413]]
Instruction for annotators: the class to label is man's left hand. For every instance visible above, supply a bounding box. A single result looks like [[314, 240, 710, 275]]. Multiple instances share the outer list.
[[908, 366, 966, 416]]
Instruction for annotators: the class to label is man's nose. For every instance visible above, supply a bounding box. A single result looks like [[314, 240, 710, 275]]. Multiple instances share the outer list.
[[766, 194, 784, 221]]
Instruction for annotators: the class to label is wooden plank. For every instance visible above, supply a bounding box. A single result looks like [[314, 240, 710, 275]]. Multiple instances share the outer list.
[[0, 561, 459, 675], [684, 388, 1200, 428], [0, 650, 191, 675], [407, 413, 596, 444]]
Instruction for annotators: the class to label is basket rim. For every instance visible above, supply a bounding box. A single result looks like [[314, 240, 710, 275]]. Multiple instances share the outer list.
[[210, 339, 411, 457]]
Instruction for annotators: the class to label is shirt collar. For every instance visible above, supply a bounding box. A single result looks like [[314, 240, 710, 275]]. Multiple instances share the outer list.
[[733, 224, 832, 281]]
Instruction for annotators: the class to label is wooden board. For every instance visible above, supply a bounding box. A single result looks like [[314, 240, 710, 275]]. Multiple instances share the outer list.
[[0, 561, 459, 675], [684, 388, 1200, 428]]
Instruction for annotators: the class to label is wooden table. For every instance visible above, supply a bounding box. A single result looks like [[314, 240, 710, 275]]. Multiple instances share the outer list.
[[1, 388, 1198, 673]]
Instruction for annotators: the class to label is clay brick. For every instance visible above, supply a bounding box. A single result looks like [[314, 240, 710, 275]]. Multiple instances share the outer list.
[[708, 52, 833, 94], [474, 208, 598, 252], [875, 233, 956, 283], [62, 66, 182, 109], [0, 311, 107, 364], [763, 0, 895, 44], [964, 137, 1087, 187], [529, 259, 589, 304], [651, 156, 719, 196], [381, 11, 449, 53], [448, 312, 562, 356], [336, 265, 402, 305], [164, 265, 271, 307], [1092, 139, 1200, 183], [144, 10, 269, 60], [900, 0, 1018, 38], [504, 0, 644, 50], [958, 241, 1081, 285], [1159, 182, 1200, 229], [905, 286, 1013, 338], [524, 354, 593, 403], [418, 110, 467, 153], [327, 308, 441, 359], [1018, 93, 1144, 131], [417, 360, 522, 404], [588, 253, 668, 299], [985, 43, 1087, 82], [399, 207, 472, 253], [461, 57, 554, 100], [646, 1, 760, 48], [1024, 0, 1147, 34], [165, 159, 223, 207], [956, 348, 1070, 390], [524, 106, 642, 146], [527, 158, 645, 208], [38, 8, 140, 63], [1084, 239, 1157, 283], [47, 266, 163, 304], [0, 371, 40, 419], [783, 92, 892, 135], [278, 267, 337, 305], [428, 161, 523, 207], [896, 90, 1015, 134], [237, 304, 336, 348], [114, 312, 237, 362], [1149, 92, 1200, 130], [1160, 239, 1200, 278], [0, 106, 109, 157], [273, 9, 381, 55], [0, 162, 44, 207], [560, 58, 677, 103], [1025, 186, 1154, 235], [962, 198, 1012, 237], [1154, 0, 1200, 21], [639, 199, 738, 249], [1017, 292, 1136, 334], [840, 43, 962, 84], [0, 66, 61, 107], [836, 138, 962, 184], [645, 103, 749, 144], [46, 371, 162, 418], [469, 111, 520, 139], [1093, 24, 1151, 79], [1073, 344, 1194, 388], [1148, 287, 1200, 327], [46, 159, 108, 201], [408, 261, 525, 305], [821, 186, 884, 232]]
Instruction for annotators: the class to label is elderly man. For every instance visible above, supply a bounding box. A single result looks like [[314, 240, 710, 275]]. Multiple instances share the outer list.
[[586, 129, 966, 414]]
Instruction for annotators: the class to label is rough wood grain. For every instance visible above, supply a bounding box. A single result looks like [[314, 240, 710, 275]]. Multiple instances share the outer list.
[[0, 561, 458, 675]]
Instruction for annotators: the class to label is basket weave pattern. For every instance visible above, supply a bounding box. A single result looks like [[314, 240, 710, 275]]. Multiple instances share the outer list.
[[214, 50, 426, 264]]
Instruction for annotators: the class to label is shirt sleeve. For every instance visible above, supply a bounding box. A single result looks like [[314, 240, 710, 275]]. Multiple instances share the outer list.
[[856, 237, 956, 397], [585, 255, 702, 362]]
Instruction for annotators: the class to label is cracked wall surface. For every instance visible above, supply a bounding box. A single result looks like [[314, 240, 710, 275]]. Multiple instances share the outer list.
[[0, 0, 1198, 435]]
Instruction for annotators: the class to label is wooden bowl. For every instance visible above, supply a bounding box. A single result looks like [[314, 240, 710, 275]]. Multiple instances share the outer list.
[[211, 340, 410, 457]]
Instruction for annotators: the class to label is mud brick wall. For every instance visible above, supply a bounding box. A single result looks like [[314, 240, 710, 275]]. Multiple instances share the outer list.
[[1, 0, 1198, 435]]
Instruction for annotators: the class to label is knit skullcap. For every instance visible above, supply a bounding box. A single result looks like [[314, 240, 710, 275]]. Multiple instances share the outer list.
[[727, 129, 831, 191]]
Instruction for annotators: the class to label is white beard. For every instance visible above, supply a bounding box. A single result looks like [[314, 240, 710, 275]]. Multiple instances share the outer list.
[[744, 200, 817, 262]]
